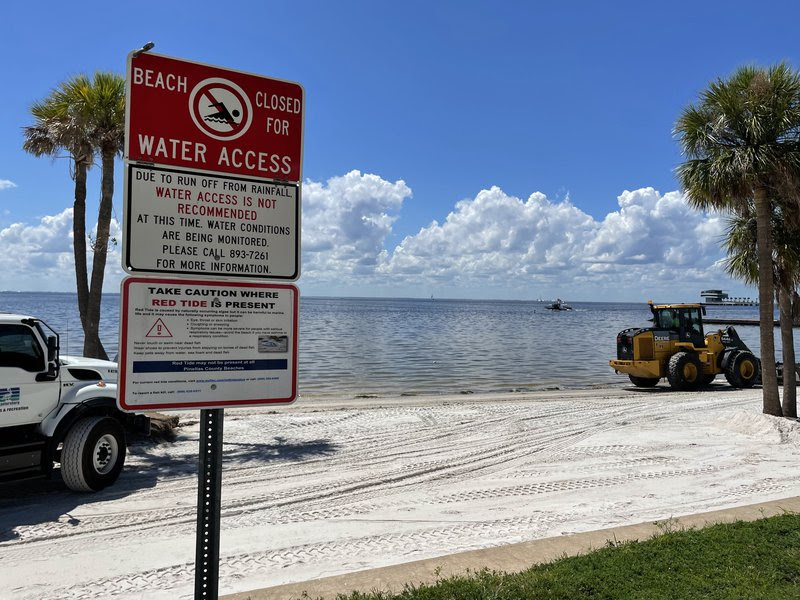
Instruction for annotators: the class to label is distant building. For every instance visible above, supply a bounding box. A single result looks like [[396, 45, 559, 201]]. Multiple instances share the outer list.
[[701, 289, 728, 302], [700, 290, 757, 306]]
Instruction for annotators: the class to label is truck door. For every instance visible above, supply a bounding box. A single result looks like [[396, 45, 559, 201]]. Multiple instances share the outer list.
[[0, 324, 58, 427]]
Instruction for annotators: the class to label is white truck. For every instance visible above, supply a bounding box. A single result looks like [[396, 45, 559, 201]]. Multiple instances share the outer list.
[[0, 314, 149, 492]]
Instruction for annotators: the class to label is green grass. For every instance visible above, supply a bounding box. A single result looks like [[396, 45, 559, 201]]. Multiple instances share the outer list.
[[315, 513, 800, 600]]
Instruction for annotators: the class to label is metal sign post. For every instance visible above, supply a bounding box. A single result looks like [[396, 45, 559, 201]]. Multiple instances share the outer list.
[[195, 408, 224, 600]]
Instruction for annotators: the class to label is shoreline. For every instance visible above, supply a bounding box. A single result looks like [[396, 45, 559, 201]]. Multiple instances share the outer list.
[[290, 380, 632, 405], [240, 383, 631, 413]]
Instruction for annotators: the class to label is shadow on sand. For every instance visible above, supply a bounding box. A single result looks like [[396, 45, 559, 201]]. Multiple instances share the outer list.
[[0, 435, 338, 543], [623, 383, 762, 394], [223, 437, 338, 462], [0, 471, 158, 543], [123, 435, 339, 479]]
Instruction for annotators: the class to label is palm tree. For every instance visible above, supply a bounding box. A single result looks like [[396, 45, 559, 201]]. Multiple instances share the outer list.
[[23, 93, 95, 355], [675, 63, 800, 417], [77, 73, 126, 361], [724, 205, 800, 417], [23, 73, 125, 359]]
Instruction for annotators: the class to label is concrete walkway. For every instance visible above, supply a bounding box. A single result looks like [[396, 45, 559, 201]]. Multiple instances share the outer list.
[[221, 496, 800, 600]]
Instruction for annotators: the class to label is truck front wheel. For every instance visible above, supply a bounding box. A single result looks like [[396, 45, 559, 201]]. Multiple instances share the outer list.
[[61, 416, 126, 492]]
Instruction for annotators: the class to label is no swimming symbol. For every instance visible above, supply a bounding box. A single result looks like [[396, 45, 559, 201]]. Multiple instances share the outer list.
[[146, 318, 173, 338], [188, 77, 253, 141]]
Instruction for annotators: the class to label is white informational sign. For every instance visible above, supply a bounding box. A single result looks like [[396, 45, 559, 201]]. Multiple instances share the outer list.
[[118, 277, 297, 411], [123, 165, 299, 279]]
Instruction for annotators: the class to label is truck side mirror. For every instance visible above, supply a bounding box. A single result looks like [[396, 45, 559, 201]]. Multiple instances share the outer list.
[[38, 335, 60, 380], [47, 335, 58, 363], [35, 359, 59, 381]]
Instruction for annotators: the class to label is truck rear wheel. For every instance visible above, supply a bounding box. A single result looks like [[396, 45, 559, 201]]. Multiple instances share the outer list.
[[629, 375, 660, 387], [61, 416, 126, 492], [725, 350, 759, 388], [667, 352, 702, 391]]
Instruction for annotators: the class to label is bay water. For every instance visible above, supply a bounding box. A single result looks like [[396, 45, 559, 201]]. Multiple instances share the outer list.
[[0, 291, 784, 399]]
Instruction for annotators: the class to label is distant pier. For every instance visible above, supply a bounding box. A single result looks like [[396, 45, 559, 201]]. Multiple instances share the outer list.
[[701, 301, 758, 306], [705, 318, 779, 327]]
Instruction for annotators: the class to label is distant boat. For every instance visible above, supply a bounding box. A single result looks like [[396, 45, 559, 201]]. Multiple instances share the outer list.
[[545, 298, 572, 311]]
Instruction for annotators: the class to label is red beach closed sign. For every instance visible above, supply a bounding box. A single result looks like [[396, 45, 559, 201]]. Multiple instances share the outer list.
[[125, 52, 304, 182]]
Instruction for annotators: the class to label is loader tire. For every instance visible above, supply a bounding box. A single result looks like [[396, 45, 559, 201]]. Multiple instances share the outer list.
[[667, 352, 702, 391], [629, 375, 660, 387], [724, 350, 759, 389]]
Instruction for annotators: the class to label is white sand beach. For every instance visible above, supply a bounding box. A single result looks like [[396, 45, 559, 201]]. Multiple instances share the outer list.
[[2, 384, 800, 599]]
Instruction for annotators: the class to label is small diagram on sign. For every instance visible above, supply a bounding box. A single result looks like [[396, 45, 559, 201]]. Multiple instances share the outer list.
[[258, 335, 288, 353], [146, 318, 173, 338]]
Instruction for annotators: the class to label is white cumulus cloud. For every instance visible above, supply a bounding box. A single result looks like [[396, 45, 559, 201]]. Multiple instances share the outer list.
[[372, 185, 731, 300], [0, 179, 17, 190], [0, 209, 123, 292], [380, 187, 597, 282], [301, 170, 411, 281]]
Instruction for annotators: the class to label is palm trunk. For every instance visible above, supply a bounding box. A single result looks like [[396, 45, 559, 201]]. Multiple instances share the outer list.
[[778, 284, 797, 418], [754, 187, 781, 416], [73, 158, 91, 349], [793, 291, 800, 327], [84, 145, 114, 360]]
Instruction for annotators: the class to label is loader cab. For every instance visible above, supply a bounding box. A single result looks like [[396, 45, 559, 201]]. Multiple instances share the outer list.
[[650, 303, 706, 348]]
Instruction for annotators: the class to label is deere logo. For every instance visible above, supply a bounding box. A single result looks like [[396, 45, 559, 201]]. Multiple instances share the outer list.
[[0, 387, 20, 405]]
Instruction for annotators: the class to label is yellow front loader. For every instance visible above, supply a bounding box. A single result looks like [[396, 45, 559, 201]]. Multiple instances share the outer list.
[[609, 301, 759, 390]]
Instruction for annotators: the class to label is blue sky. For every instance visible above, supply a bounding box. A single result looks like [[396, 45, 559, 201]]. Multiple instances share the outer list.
[[0, 1, 798, 301]]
